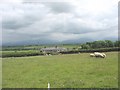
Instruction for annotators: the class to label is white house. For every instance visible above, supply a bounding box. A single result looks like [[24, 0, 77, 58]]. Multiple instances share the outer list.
[[41, 47, 67, 54]]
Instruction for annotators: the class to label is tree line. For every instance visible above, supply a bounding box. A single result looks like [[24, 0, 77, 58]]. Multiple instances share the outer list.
[[80, 40, 120, 49]]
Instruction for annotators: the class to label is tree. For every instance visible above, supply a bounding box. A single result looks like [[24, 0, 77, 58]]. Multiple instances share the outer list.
[[91, 41, 106, 48], [105, 40, 114, 47], [81, 44, 90, 49], [114, 41, 120, 47]]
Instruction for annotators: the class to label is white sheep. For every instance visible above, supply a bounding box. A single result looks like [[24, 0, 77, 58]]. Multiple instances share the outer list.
[[102, 53, 106, 58], [90, 53, 95, 57], [94, 52, 105, 58], [90, 52, 106, 58]]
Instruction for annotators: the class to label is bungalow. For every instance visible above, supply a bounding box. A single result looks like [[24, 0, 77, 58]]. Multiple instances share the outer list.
[[41, 47, 67, 54]]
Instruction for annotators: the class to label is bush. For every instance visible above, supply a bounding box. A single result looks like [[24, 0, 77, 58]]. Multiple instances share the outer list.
[[79, 47, 120, 53], [2, 50, 44, 58], [60, 50, 80, 54], [60, 47, 120, 54]]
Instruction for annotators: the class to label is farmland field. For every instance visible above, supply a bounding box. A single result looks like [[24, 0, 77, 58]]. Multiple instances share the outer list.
[[0, 58, 2, 89], [2, 52, 118, 88]]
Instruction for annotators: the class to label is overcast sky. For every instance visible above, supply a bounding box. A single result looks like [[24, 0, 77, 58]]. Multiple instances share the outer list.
[[0, 0, 119, 45]]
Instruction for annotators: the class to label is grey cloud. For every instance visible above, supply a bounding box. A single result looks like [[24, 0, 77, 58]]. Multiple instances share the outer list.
[[1, 0, 118, 45], [43, 2, 74, 13], [2, 18, 34, 29], [49, 15, 116, 35], [2, 3, 50, 29]]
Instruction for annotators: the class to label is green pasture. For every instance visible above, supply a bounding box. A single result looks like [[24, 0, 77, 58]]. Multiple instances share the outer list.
[[0, 58, 2, 89], [2, 52, 118, 88]]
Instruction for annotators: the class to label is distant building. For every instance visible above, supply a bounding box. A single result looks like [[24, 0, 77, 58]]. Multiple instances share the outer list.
[[41, 47, 67, 54]]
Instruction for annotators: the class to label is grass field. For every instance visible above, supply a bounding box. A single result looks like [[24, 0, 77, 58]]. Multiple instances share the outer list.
[[2, 52, 118, 88], [0, 58, 2, 89]]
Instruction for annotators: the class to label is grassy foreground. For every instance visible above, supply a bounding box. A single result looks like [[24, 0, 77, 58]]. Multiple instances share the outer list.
[[2, 52, 118, 88], [0, 58, 2, 89]]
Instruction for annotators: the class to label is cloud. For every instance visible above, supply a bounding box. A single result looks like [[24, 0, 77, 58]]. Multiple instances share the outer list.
[[0, 0, 23, 4], [1, 0, 119, 45], [1, 3, 50, 30], [42, 2, 75, 13]]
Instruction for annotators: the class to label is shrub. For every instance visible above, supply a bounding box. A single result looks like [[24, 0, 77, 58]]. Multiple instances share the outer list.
[[2, 50, 44, 58]]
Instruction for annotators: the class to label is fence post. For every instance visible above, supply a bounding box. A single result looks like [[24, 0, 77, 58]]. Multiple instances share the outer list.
[[48, 83, 50, 90]]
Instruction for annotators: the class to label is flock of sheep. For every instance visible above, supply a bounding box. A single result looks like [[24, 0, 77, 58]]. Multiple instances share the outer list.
[[44, 52, 107, 58], [90, 52, 106, 58]]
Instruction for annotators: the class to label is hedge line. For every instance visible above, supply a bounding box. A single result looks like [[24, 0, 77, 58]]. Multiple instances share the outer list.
[[60, 47, 120, 54], [1, 47, 120, 58], [1, 51, 44, 58], [2, 48, 39, 51], [79, 47, 120, 53]]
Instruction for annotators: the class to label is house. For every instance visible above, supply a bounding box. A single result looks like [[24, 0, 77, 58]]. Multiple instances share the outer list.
[[41, 47, 67, 54]]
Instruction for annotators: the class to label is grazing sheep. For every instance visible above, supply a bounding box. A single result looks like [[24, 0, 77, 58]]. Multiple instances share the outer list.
[[90, 52, 106, 58], [90, 53, 95, 57], [49, 54, 52, 56], [94, 52, 105, 58], [45, 54, 48, 56], [102, 53, 106, 58]]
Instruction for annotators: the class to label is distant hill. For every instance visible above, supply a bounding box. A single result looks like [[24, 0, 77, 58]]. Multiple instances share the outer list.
[[2, 37, 118, 46]]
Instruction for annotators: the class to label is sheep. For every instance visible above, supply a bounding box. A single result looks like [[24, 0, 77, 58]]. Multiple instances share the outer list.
[[45, 54, 48, 56], [49, 54, 52, 56], [90, 53, 95, 57], [90, 52, 106, 58], [102, 53, 106, 58], [94, 52, 105, 58]]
